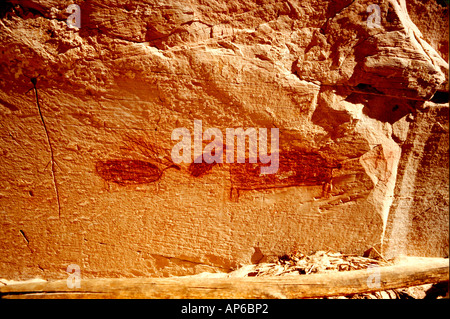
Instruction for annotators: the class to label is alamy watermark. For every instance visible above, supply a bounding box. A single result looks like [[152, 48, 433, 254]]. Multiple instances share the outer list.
[[171, 120, 280, 174], [366, 264, 381, 289], [366, 4, 381, 29], [66, 4, 81, 29], [66, 264, 81, 288]]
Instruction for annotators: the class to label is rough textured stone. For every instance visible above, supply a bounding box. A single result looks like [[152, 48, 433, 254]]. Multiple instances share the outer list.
[[383, 102, 449, 258], [0, 0, 448, 280], [406, 0, 449, 65]]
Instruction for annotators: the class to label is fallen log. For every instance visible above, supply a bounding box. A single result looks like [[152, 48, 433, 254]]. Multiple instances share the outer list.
[[1, 258, 448, 299]]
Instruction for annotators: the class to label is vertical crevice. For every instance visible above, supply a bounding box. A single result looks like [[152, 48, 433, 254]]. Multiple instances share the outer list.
[[19, 229, 29, 244], [19, 229, 33, 254], [31, 77, 62, 219]]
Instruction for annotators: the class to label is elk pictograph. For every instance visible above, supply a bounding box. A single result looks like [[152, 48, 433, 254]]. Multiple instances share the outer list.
[[96, 136, 342, 201], [95, 135, 180, 186]]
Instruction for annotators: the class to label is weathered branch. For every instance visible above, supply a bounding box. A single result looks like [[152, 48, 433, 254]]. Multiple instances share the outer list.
[[1, 258, 447, 299]]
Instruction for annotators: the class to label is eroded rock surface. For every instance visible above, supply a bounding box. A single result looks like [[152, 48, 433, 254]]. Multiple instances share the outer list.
[[0, 0, 448, 280]]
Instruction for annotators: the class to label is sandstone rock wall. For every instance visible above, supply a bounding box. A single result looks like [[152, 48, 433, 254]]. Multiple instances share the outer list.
[[0, 0, 448, 280], [383, 101, 449, 258]]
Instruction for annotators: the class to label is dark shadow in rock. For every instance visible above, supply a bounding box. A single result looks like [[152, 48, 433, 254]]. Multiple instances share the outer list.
[[345, 92, 420, 124], [431, 91, 449, 104], [251, 247, 265, 264]]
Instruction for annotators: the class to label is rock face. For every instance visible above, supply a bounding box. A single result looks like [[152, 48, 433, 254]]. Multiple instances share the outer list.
[[0, 0, 448, 280], [383, 102, 449, 258]]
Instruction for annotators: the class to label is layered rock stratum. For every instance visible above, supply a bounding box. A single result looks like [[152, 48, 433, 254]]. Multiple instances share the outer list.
[[0, 0, 448, 280]]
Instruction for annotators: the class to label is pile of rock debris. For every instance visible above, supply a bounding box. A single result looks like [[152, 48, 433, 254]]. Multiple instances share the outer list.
[[223, 251, 448, 299]]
